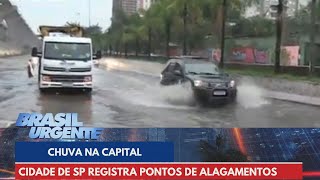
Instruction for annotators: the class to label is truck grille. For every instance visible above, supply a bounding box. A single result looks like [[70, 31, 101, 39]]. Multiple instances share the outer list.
[[69, 67, 91, 72], [48, 75, 85, 82], [44, 67, 66, 72]]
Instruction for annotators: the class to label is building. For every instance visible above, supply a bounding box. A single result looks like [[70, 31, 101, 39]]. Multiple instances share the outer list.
[[113, 0, 138, 16], [122, 0, 138, 16], [112, 0, 123, 18], [137, 0, 157, 11], [113, 0, 158, 17], [244, 0, 307, 18]]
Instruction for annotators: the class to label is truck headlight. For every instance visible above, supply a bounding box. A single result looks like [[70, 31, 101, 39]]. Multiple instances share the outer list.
[[194, 80, 204, 87], [84, 76, 92, 82], [229, 80, 235, 88], [42, 75, 51, 82]]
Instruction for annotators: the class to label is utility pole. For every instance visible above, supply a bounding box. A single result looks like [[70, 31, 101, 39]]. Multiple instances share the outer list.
[[273, 0, 283, 74], [183, 2, 187, 55], [88, 0, 91, 27], [219, 0, 227, 69], [309, 0, 316, 75], [75, 12, 81, 26]]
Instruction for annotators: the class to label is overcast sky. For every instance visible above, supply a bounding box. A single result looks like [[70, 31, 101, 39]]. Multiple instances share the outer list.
[[10, 0, 113, 33]]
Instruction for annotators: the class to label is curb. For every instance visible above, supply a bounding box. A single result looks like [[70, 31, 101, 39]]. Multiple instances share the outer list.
[[0, 53, 26, 58], [264, 91, 320, 106]]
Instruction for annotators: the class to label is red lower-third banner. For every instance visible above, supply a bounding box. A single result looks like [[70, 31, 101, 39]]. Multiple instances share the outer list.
[[15, 163, 302, 179]]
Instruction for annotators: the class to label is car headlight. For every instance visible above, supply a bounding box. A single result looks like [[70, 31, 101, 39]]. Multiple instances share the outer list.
[[84, 76, 92, 82], [194, 80, 204, 87], [160, 74, 163, 80], [229, 80, 236, 88]]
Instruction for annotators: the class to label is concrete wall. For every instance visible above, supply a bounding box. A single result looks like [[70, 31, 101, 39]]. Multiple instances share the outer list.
[[0, 0, 40, 55], [225, 35, 320, 66], [225, 63, 320, 77]]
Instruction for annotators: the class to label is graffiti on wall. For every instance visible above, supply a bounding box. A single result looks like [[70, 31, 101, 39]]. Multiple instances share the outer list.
[[230, 48, 255, 63], [254, 49, 269, 64], [208, 46, 299, 66], [281, 46, 299, 66]]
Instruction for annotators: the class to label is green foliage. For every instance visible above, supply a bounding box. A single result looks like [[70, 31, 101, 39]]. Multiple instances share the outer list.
[[103, 0, 244, 55], [80, 0, 319, 56]]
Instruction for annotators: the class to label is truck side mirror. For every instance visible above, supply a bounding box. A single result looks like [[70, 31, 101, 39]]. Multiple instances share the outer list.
[[31, 47, 38, 57], [94, 50, 102, 59]]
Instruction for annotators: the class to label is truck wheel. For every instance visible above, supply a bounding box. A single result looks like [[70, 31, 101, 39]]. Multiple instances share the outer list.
[[39, 88, 46, 94]]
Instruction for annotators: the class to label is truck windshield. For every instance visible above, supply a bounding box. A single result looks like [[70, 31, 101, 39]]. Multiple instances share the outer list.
[[44, 42, 91, 60]]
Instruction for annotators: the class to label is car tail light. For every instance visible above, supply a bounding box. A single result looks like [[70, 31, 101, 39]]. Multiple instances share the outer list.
[[42, 75, 51, 82], [84, 76, 92, 82]]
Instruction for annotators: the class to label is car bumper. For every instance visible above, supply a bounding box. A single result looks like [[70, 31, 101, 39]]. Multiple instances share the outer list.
[[193, 87, 237, 103], [40, 81, 92, 89]]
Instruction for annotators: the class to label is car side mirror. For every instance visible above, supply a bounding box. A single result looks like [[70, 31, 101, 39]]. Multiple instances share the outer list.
[[174, 70, 182, 76], [94, 50, 102, 59], [31, 47, 38, 57]]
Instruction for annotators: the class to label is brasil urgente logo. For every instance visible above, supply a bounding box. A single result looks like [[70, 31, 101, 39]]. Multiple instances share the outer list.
[[16, 113, 103, 140]]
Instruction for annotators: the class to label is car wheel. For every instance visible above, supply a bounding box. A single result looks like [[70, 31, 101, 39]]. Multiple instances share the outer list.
[[84, 88, 92, 94], [229, 90, 237, 103]]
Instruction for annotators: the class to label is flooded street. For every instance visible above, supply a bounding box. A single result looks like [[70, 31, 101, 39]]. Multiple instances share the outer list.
[[0, 55, 320, 128]]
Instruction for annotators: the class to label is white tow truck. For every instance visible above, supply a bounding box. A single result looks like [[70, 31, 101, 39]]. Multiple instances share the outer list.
[[31, 26, 101, 93]]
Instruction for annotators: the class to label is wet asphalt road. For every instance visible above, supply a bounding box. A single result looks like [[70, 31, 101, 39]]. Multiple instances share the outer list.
[[0, 55, 319, 128]]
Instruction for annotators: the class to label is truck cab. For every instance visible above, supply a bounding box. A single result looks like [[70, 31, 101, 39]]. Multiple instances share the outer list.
[[31, 26, 101, 93]]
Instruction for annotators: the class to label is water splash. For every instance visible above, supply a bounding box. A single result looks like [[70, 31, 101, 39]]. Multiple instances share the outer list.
[[121, 83, 196, 110], [237, 80, 270, 109]]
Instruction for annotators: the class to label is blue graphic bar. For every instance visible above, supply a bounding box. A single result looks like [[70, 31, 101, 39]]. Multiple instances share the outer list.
[[15, 142, 174, 162]]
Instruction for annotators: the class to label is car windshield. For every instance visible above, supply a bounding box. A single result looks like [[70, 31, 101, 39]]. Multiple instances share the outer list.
[[185, 63, 221, 75], [44, 42, 91, 60]]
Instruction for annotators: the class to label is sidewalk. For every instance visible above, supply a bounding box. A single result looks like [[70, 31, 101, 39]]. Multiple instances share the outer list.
[[265, 90, 320, 106]]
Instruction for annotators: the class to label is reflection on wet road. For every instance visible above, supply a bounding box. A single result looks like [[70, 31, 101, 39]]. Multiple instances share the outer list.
[[0, 56, 319, 128]]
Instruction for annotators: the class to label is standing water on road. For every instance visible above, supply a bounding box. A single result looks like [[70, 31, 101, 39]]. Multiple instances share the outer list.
[[0, 56, 320, 128]]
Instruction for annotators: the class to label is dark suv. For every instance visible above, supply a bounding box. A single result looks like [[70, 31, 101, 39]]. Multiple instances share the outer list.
[[160, 57, 237, 103]]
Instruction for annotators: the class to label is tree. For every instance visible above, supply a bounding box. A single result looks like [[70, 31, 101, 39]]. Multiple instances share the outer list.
[[220, 0, 227, 68], [104, 0, 272, 58], [138, 7, 163, 58], [83, 25, 104, 50], [149, 0, 177, 57], [65, 22, 80, 28], [309, 0, 317, 74], [274, 0, 284, 73], [84, 25, 102, 35], [107, 9, 129, 55], [123, 14, 144, 56]]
